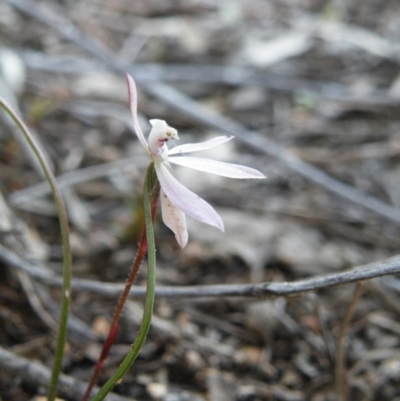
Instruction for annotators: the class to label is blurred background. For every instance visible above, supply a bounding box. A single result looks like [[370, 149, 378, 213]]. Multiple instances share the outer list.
[[1, 0, 400, 400]]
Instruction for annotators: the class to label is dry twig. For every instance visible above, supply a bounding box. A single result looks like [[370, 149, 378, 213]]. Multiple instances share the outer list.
[[1, 243, 399, 300]]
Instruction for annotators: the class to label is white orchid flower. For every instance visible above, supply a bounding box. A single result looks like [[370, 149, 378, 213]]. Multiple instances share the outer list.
[[127, 73, 266, 248]]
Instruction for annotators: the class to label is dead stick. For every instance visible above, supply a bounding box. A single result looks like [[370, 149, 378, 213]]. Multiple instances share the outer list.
[[1, 244, 400, 299]]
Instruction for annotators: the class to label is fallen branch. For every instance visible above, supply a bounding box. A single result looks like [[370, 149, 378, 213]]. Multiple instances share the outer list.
[[1, 244, 400, 299]]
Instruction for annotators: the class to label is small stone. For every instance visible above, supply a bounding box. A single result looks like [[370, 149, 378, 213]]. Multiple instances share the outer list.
[[186, 350, 205, 369], [147, 382, 168, 399]]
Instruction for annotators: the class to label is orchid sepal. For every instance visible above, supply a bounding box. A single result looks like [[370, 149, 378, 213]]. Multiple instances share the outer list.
[[126, 73, 151, 155], [168, 156, 266, 179]]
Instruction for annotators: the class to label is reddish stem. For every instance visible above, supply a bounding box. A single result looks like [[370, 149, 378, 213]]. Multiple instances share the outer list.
[[81, 196, 158, 401]]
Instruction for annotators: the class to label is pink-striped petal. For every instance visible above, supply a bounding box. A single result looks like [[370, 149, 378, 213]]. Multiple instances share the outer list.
[[126, 73, 150, 154], [168, 156, 266, 179], [155, 161, 224, 231], [168, 136, 234, 156], [160, 189, 188, 248]]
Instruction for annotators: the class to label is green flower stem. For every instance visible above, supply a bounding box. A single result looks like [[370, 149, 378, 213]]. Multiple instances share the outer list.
[[91, 163, 159, 401], [0, 97, 72, 401], [81, 175, 159, 401]]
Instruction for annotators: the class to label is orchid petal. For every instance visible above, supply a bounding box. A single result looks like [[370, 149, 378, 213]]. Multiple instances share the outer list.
[[168, 136, 234, 156], [155, 161, 224, 231], [126, 73, 150, 154], [168, 156, 266, 179], [160, 189, 188, 248]]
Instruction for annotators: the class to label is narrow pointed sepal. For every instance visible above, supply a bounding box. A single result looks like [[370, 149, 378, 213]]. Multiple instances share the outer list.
[[168, 156, 266, 179], [126, 73, 150, 154]]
